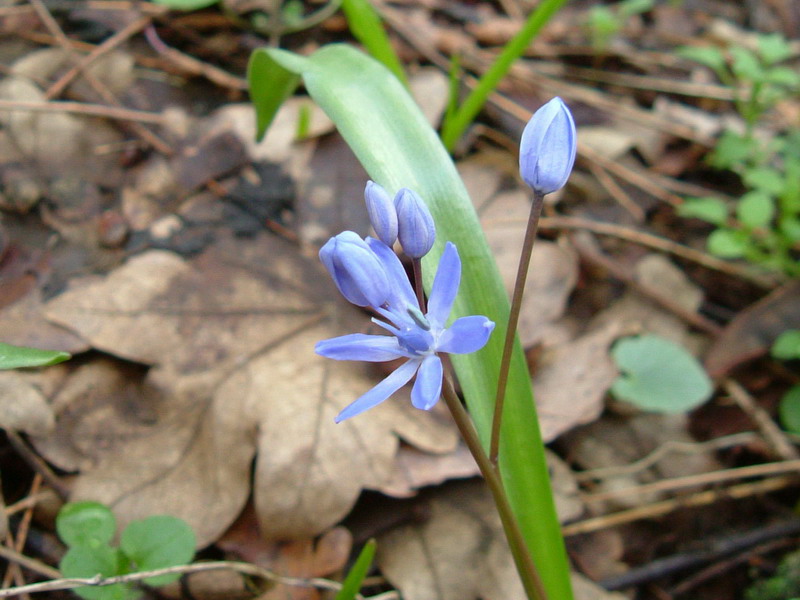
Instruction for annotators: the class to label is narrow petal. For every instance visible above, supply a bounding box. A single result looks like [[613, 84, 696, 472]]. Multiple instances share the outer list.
[[437, 316, 495, 354], [315, 334, 407, 361], [410, 355, 443, 410], [335, 359, 420, 422], [426, 242, 460, 329], [367, 237, 418, 311]]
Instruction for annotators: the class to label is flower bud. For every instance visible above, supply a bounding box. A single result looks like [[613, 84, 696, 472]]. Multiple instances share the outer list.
[[364, 181, 398, 246], [394, 188, 435, 258], [319, 231, 390, 307], [519, 97, 577, 195]]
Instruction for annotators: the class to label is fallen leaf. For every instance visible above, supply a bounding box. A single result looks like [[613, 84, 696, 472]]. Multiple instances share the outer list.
[[378, 443, 479, 498], [534, 322, 622, 442], [705, 280, 800, 378], [0, 370, 54, 436]]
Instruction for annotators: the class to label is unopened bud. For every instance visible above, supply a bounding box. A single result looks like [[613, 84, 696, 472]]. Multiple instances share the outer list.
[[319, 231, 390, 307], [394, 188, 435, 258], [519, 97, 577, 195], [364, 181, 398, 246]]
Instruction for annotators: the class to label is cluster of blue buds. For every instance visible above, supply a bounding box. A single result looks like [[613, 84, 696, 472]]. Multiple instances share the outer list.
[[316, 182, 495, 423]]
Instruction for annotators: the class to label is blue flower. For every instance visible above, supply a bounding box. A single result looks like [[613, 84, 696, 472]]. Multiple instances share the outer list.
[[319, 231, 391, 308], [316, 241, 495, 422], [519, 97, 577, 195]]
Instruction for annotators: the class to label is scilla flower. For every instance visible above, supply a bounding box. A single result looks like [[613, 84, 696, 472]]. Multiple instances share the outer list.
[[319, 231, 390, 308], [519, 97, 577, 195], [316, 239, 494, 422], [364, 181, 398, 246], [394, 188, 436, 258]]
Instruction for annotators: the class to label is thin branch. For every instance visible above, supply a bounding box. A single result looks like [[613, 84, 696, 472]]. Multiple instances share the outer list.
[[0, 99, 166, 124]]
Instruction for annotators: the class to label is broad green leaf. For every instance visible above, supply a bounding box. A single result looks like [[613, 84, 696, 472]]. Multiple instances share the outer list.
[[0, 343, 70, 370], [611, 335, 713, 413], [677, 45, 727, 74], [678, 197, 728, 225], [757, 33, 793, 65], [708, 130, 757, 170], [151, 0, 218, 9], [334, 539, 376, 600], [744, 167, 785, 195], [772, 330, 800, 360], [57, 502, 116, 549], [730, 46, 764, 81], [247, 51, 302, 142], [341, 0, 408, 87], [764, 66, 800, 88], [736, 191, 774, 228], [248, 45, 573, 599], [708, 228, 749, 258], [619, 0, 654, 17], [779, 386, 800, 434], [120, 516, 196, 586], [60, 545, 135, 600]]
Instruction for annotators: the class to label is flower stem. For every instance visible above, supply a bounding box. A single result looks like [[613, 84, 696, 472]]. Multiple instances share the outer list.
[[489, 190, 545, 466], [411, 257, 427, 311], [441, 375, 549, 600]]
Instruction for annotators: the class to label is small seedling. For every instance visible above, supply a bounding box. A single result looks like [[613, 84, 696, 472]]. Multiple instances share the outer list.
[[771, 331, 800, 434], [57, 502, 195, 600]]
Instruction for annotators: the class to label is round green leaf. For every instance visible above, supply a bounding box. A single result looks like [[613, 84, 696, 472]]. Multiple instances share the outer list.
[[678, 197, 728, 226], [772, 330, 800, 360], [708, 228, 749, 258], [736, 191, 774, 228], [57, 502, 116, 548], [59, 545, 135, 600], [120, 515, 195, 586], [611, 335, 714, 413], [779, 386, 800, 434]]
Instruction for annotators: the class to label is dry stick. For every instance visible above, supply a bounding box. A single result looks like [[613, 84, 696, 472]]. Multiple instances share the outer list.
[[44, 15, 153, 100], [440, 376, 548, 600], [0, 546, 59, 581], [581, 459, 800, 504], [724, 378, 800, 460], [29, 0, 173, 155], [586, 160, 645, 222], [562, 476, 796, 536], [536, 215, 779, 288], [489, 190, 544, 466], [0, 560, 363, 599], [0, 99, 166, 124], [4, 431, 68, 500]]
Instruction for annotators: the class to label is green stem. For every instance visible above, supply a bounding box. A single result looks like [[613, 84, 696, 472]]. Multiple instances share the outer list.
[[489, 190, 545, 465], [441, 376, 548, 600]]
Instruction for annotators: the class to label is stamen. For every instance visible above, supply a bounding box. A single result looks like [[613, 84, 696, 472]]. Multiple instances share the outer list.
[[407, 307, 431, 330]]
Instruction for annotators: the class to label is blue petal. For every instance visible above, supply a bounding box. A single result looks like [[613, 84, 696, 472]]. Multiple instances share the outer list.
[[426, 242, 460, 329], [319, 232, 390, 307], [519, 97, 577, 194], [437, 316, 495, 354], [410, 355, 443, 410], [394, 188, 436, 258], [316, 334, 407, 361], [367, 237, 418, 311], [365, 181, 398, 246], [335, 359, 420, 422]]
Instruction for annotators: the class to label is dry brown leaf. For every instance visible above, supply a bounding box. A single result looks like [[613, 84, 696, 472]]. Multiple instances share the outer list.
[[481, 190, 579, 348], [43, 233, 458, 544], [378, 443, 479, 498], [0, 371, 54, 436], [535, 322, 622, 442]]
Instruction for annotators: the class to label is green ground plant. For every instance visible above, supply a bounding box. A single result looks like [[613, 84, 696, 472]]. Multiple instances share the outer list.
[[677, 34, 800, 276]]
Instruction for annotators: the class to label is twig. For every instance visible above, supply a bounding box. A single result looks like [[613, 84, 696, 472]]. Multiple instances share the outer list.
[[535, 215, 779, 288], [0, 561, 366, 599], [0, 546, 60, 580], [0, 99, 166, 124], [586, 161, 645, 222], [581, 459, 800, 504], [724, 378, 799, 461], [4, 432, 68, 500], [574, 432, 761, 482], [45, 15, 153, 100], [563, 476, 796, 536]]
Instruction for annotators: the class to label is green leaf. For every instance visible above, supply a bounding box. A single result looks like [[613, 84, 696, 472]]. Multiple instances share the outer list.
[[611, 335, 713, 413], [57, 502, 116, 549], [334, 539, 376, 600], [736, 191, 775, 228], [708, 228, 750, 258], [779, 386, 800, 434], [150, 0, 218, 9], [0, 343, 70, 370], [677, 45, 727, 73], [341, 0, 408, 87], [247, 50, 303, 142], [730, 46, 764, 81], [744, 167, 785, 195], [764, 66, 800, 88], [757, 33, 793, 65], [247, 45, 573, 600], [678, 197, 728, 225], [779, 217, 800, 242], [60, 545, 135, 600], [440, 0, 568, 150], [772, 330, 800, 360], [708, 130, 757, 170], [120, 516, 196, 586], [619, 0, 654, 17]]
